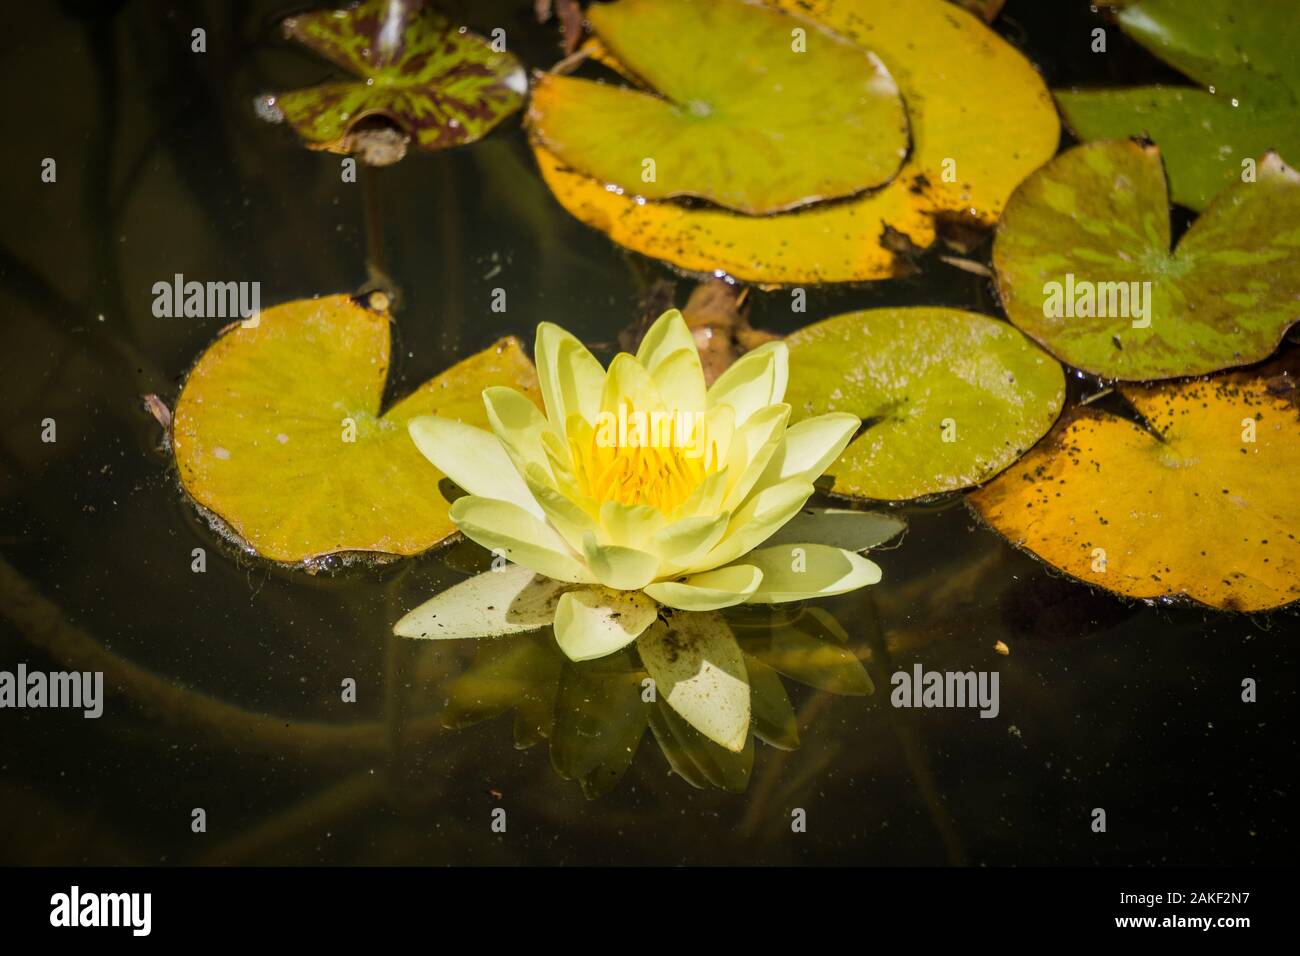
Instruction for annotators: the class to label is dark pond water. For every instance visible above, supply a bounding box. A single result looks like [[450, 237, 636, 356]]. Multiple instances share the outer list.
[[0, 0, 1294, 865]]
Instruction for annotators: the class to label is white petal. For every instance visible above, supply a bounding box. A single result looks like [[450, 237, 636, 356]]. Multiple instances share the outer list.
[[553, 587, 658, 661], [698, 478, 815, 570], [408, 416, 542, 518], [393, 564, 564, 639], [738, 543, 882, 603], [482, 386, 557, 483], [520, 462, 597, 550], [535, 322, 605, 429], [643, 564, 763, 611], [722, 403, 790, 510], [651, 513, 730, 571], [582, 532, 661, 590], [650, 348, 707, 415], [764, 507, 906, 552], [599, 500, 665, 550], [707, 341, 789, 425], [635, 309, 696, 372], [451, 496, 593, 583], [762, 412, 860, 485], [638, 612, 750, 752]]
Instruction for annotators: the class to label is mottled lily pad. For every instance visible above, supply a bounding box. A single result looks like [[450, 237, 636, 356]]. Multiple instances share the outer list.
[[265, 0, 526, 159], [531, 0, 1058, 284], [172, 294, 538, 564], [969, 353, 1300, 612], [527, 0, 908, 214], [1055, 0, 1300, 210], [784, 308, 1065, 501], [993, 139, 1300, 381]]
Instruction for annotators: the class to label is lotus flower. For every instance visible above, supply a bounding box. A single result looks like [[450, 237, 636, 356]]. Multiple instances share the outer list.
[[395, 310, 888, 750]]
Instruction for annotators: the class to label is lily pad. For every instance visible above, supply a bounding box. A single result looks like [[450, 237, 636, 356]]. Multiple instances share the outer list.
[[783, 308, 1065, 501], [172, 294, 538, 564], [531, 0, 1058, 284], [993, 139, 1300, 381], [527, 0, 909, 214], [1055, 0, 1300, 210], [265, 0, 526, 158], [969, 353, 1300, 612]]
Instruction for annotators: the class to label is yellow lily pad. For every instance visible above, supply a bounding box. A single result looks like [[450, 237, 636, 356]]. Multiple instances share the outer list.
[[969, 354, 1300, 612], [172, 294, 538, 564], [531, 0, 1058, 284], [527, 0, 909, 214]]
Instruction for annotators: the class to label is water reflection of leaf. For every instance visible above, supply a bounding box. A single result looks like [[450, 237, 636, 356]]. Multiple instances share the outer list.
[[733, 613, 874, 696], [442, 632, 561, 732], [437, 605, 871, 797], [551, 653, 649, 797], [649, 699, 755, 793], [747, 657, 798, 751]]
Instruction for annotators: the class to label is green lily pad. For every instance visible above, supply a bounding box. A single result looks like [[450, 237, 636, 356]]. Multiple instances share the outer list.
[[1055, 0, 1300, 210], [526, 0, 908, 214], [784, 308, 1065, 501], [265, 0, 526, 158], [172, 294, 539, 565], [992, 139, 1300, 381]]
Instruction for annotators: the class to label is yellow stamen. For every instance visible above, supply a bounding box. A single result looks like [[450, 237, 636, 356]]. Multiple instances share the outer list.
[[571, 404, 712, 514]]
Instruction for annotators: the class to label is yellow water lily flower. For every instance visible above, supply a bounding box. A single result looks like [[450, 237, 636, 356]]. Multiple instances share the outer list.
[[394, 310, 887, 750]]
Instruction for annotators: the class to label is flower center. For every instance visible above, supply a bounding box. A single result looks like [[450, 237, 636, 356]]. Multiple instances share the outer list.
[[571, 404, 712, 513]]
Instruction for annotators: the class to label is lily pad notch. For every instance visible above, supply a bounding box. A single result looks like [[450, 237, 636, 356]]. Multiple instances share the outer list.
[[171, 293, 539, 565], [261, 0, 527, 162]]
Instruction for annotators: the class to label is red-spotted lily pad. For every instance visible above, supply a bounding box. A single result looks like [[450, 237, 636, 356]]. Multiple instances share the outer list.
[[527, 0, 909, 214], [261, 0, 526, 162], [172, 294, 539, 565], [993, 139, 1300, 381]]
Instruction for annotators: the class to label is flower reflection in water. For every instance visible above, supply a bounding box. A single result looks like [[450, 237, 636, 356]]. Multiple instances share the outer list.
[[436, 602, 874, 797]]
